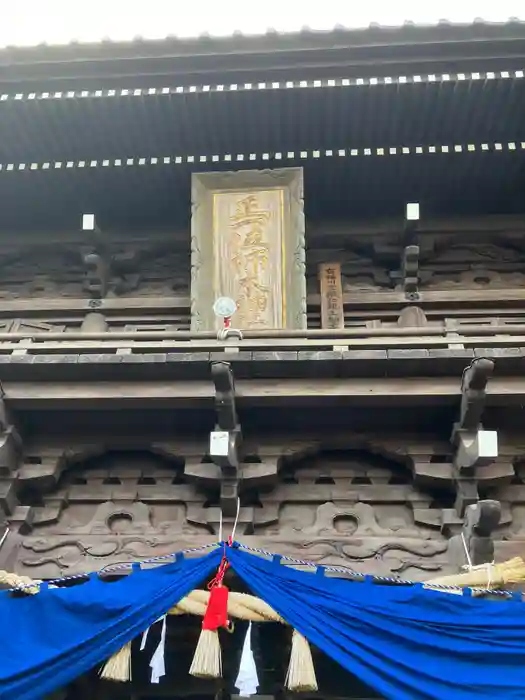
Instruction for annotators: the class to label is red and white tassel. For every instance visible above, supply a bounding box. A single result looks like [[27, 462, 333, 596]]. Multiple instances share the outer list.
[[189, 558, 230, 679]]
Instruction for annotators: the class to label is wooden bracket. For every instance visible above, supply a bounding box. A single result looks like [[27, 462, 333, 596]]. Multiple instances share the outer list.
[[389, 203, 420, 300], [402, 203, 420, 300], [81, 214, 110, 299], [210, 361, 242, 518], [456, 357, 495, 434], [448, 499, 501, 570], [0, 397, 22, 518], [451, 358, 497, 516], [81, 214, 140, 299], [401, 244, 420, 300]]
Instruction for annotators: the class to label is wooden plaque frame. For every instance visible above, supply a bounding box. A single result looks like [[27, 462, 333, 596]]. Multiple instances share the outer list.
[[190, 167, 306, 331]]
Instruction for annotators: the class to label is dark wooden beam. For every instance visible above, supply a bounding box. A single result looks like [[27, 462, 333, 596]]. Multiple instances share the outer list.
[[4, 376, 525, 411], [209, 361, 242, 518], [2, 285, 525, 319]]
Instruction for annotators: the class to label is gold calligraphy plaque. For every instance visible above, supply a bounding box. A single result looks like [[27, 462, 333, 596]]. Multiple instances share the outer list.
[[213, 190, 284, 329], [191, 168, 306, 331]]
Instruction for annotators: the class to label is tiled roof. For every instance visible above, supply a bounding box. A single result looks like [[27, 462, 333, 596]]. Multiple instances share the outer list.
[[0, 16, 524, 50], [0, 15, 523, 230], [1, 18, 524, 96], [1, 71, 524, 162], [1, 17, 524, 55]]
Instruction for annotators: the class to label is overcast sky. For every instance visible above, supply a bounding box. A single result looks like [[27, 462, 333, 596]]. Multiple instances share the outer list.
[[0, 0, 524, 47]]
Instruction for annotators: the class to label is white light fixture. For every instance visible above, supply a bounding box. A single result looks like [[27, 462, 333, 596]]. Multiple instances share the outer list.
[[210, 431, 230, 458], [406, 202, 420, 221], [82, 214, 95, 231]]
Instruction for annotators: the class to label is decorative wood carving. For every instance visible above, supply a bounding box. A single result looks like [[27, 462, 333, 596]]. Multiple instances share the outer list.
[[0, 223, 523, 312], [4, 431, 525, 581], [8, 448, 213, 577], [190, 168, 306, 331], [318, 263, 344, 329], [420, 239, 525, 290], [81, 225, 141, 300]]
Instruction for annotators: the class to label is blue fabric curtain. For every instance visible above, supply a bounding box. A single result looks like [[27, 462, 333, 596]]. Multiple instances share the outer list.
[[0, 548, 220, 700], [228, 547, 525, 700], [2, 544, 525, 700]]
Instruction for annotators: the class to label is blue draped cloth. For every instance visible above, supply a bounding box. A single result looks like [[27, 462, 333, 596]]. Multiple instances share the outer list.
[[2, 544, 525, 700], [229, 547, 525, 700], [0, 548, 221, 700]]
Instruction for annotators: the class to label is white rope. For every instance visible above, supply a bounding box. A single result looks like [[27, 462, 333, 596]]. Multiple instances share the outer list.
[[218, 497, 240, 544], [486, 563, 494, 590], [460, 532, 473, 571], [459, 533, 496, 589], [231, 498, 241, 543]]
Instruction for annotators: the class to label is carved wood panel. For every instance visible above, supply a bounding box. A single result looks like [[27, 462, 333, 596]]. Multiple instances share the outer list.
[[190, 168, 306, 331], [4, 431, 525, 582], [9, 449, 215, 578]]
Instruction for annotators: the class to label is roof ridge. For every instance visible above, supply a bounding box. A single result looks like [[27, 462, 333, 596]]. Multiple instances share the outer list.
[[1, 17, 524, 52]]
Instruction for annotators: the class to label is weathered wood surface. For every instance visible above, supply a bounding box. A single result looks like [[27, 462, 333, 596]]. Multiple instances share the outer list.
[[2, 326, 525, 342], [3, 376, 525, 407], [1, 433, 524, 582], [2, 288, 525, 317], [1, 375, 525, 414], [0, 346, 522, 386]]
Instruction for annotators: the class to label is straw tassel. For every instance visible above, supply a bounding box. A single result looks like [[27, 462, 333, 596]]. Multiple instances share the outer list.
[[100, 641, 132, 682], [189, 557, 230, 679], [285, 629, 318, 693]]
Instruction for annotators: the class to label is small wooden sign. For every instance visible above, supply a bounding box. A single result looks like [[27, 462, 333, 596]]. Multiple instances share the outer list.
[[318, 263, 344, 329]]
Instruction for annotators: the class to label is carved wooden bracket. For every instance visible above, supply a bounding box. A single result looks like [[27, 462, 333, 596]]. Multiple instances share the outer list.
[[210, 361, 242, 518], [448, 499, 501, 571], [81, 214, 140, 299], [456, 358, 495, 433], [451, 358, 497, 516], [401, 244, 420, 300], [390, 203, 420, 300], [0, 398, 23, 519]]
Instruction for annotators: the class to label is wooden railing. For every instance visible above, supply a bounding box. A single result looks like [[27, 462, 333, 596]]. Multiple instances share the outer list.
[[0, 324, 523, 355]]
